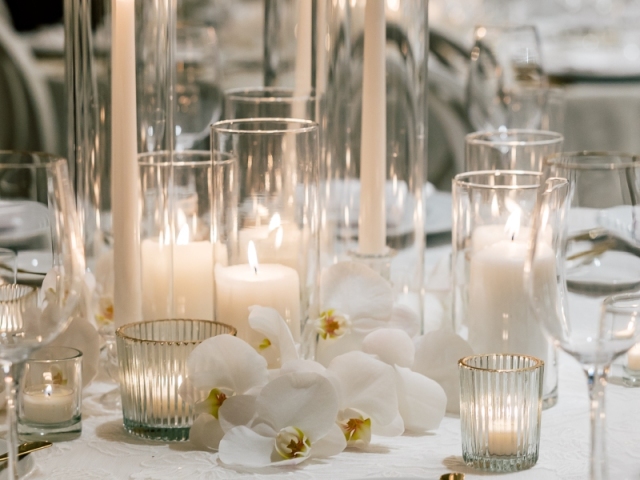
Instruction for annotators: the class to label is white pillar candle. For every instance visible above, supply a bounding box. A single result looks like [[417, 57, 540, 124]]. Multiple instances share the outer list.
[[111, 0, 142, 327], [487, 420, 518, 456], [358, 0, 387, 255], [628, 344, 640, 371], [293, 0, 312, 120], [22, 384, 76, 425], [215, 242, 301, 344], [467, 223, 556, 368], [141, 240, 226, 320]]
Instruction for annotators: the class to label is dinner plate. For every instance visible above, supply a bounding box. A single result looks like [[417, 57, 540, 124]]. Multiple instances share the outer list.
[[596, 205, 640, 245], [567, 250, 640, 294], [426, 191, 452, 235], [0, 201, 49, 248], [15, 250, 51, 285], [0, 439, 35, 479]]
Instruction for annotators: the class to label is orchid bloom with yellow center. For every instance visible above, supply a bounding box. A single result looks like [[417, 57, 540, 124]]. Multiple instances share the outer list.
[[316, 309, 351, 339], [200, 387, 233, 419], [338, 411, 372, 446], [275, 426, 311, 459]]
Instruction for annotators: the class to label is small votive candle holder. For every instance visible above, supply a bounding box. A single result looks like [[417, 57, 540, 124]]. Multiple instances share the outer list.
[[459, 354, 544, 472], [18, 347, 83, 442], [116, 319, 236, 442]]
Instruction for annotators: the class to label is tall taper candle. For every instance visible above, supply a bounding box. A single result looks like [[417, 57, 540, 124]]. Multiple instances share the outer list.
[[111, 0, 142, 327], [358, 0, 386, 255]]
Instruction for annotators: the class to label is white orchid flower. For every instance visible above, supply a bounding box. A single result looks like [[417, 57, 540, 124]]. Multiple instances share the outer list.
[[315, 262, 394, 365], [248, 306, 298, 368], [362, 328, 446, 433], [327, 351, 401, 446], [180, 334, 269, 450], [218, 371, 345, 467], [413, 330, 473, 414]]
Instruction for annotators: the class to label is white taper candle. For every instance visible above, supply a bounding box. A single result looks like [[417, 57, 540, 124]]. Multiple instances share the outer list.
[[358, 0, 386, 255]]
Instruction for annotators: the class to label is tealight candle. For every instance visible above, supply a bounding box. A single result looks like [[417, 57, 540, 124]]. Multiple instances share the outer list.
[[22, 384, 75, 425], [215, 241, 301, 343], [487, 420, 518, 456]]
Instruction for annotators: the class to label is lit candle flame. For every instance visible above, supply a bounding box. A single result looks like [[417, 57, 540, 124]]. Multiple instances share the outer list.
[[268, 213, 281, 231], [248, 241, 259, 275], [44, 384, 52, 397], [504, 208, 521, 241]]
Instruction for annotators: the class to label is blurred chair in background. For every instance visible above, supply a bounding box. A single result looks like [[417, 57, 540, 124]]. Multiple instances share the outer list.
[[0, 12, 58, 153]]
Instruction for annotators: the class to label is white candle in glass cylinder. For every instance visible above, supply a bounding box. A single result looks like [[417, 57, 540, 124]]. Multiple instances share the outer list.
[[358, 0, 386, 255], [215, 242, 301, 343], [22, 384, 76, 425], [467, 212, 556, 364], [141, 239, 226, 320], [238, 214, 301, 270], [111, 0, 142, 327]]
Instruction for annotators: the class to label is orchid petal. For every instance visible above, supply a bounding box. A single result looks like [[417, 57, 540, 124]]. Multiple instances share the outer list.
[[328, 351, 398, 427], [413, 330, 473, 414], [185, 334, 268, 396], [189, 413, 224, 451], [249, 306, 299, 366], [279, 358, 327, 376], [256, 372, 339, 441], [394, 366, 446, 432], [218, 395, 257, 432], [315, 330, 367, 367], [310, 423, 347, 458], [362, 328, 415, 367], [320, 262, 392, 322], [389, 304, 421, 337], [371, 411, 404, 437], [218, 426, 278, 467]]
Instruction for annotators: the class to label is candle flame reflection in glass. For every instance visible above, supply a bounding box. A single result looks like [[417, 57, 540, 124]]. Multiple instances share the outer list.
[[44, 384, 52, 397], [504, 208, 521, 241]]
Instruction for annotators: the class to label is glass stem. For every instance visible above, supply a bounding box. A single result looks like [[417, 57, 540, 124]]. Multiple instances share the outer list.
[[585, 365, 609, 480], [3, 361, 20, 480]]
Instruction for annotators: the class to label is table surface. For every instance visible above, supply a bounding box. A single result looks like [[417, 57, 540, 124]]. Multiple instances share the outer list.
[[9, 353, 639, 480]]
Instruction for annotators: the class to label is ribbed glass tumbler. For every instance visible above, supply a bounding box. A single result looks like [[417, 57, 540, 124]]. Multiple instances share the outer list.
[[459, 354, 544, 472], [116, 319, 236, 441]]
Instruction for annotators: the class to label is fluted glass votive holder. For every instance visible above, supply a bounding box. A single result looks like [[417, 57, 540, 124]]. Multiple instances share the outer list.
[[18, 347, 83, 442], [459, 354, 544, 472], [116, 319, 236, 441]]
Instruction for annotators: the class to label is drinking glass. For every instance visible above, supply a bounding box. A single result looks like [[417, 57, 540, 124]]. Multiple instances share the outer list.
[[0, 152, 84, 478], [528, 153, 640, 479], [467, 25, 546, 131]]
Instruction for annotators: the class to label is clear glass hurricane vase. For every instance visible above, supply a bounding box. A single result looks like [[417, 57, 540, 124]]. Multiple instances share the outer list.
[[0, 152, 85, 479], [528, 153, 640, 479]]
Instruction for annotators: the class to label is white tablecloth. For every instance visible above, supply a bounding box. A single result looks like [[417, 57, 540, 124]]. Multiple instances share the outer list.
[[9, 348, 639, 479]]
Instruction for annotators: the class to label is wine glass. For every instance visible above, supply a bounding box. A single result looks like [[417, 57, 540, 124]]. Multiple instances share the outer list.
[[0, 152, 84, 479], [527, 153, 640, 480], [467, 25, 547, 131]]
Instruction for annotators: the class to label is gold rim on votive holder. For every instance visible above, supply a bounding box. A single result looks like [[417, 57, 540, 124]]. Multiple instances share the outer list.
[[115, 319, 237, 345], [458, 353, 544, 373], [116, 319, 236, 442]]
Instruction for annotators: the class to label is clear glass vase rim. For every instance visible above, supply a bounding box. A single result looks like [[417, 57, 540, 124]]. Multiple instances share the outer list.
[[602, 291, 640, 313], [0, 151, 67, 169], [116, 319, 237, 345], [27, 346, 83, 363], [137, 150, 211, 167], [545, 151, 640, 170], [459, 353, 544, 372], [454, 170, 542, 190], [466, 129, 564, 147], [224, 87, 315, 103], [212, 118, 318, 135]]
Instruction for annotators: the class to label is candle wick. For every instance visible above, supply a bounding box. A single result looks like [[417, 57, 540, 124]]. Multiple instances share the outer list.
[[511, 233, 515, 241], [253, 266, 258, 275]]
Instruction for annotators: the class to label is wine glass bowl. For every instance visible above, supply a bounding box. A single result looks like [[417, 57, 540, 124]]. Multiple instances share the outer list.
[[528, 152, 640, 480], [467, 25, 546, 132], [0, 151, 84, 478]]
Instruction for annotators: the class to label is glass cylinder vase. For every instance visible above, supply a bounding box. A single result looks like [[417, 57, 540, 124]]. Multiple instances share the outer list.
[[452, 170, 558, 408], [211, 118, 319, 347]]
